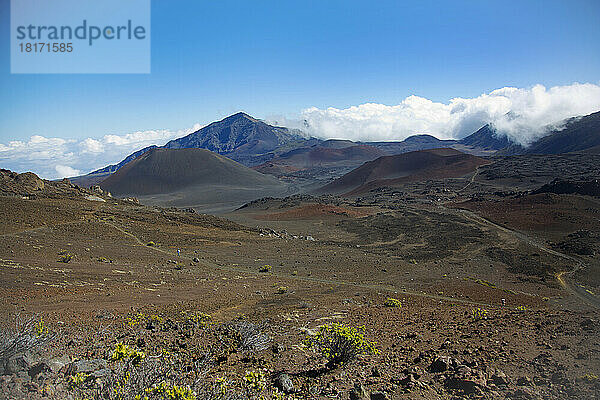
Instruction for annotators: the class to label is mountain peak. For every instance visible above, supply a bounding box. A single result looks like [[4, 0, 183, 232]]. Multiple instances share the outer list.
[[221, 112, 259, 123], [163, 111, 306, 165], [459, 124, 513, 150]]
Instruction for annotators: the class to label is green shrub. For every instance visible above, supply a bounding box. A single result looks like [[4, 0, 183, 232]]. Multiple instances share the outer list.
[[304, 323, 379, 368], [111, 342, 146, 365], [126, 312, 147, 328], [183, 311, 212, 330], [384, 298, 401, 307], [69, 372, 89, 388], [146, 381, 197, 400], [578, 373, 598, 383], [471, 308, 488, 321], [243, 369, 267, 392], [276, 286, 288, 294], [58, 253, 74, 263], [259, 265, 272, 273]]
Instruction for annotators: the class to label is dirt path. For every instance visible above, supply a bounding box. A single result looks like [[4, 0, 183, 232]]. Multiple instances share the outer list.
[[458, 167, 480, 192], [451, 208, 600, 309]]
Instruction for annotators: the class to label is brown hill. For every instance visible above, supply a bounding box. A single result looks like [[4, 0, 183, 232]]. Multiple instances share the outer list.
[[100, 148, 289, 213], [0, 169, 89, 198], [0, 169, 45, 195], [318, 148, 490, 195]]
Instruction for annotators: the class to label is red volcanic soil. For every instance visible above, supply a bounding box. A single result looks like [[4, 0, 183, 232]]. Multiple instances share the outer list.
[[254, 203, 372, 220], [319, 148, 491, 195]]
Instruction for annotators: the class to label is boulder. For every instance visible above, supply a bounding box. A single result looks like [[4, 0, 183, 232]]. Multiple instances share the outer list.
[[491, 369, 509, 386], [511, 387, 539, 399], [429, 356, 452, 372], [66, 359, 107, 375], [370, 392, 389, 400], [27, 362, 51, 379], [274, 373, 294, 393], [349, 383, 369, 400], [516, 376, 532, 386], [3, 352, 36, 376]]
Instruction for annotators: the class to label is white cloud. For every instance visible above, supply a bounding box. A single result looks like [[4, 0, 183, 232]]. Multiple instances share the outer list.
[[294, 82, 600, 145], [55, 165, 81, 178], [0, 124, 201, 180], [80, 138, 104, 154]]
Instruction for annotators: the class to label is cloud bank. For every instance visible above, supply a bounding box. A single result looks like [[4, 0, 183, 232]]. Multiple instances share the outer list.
[[297, 83, 600, 144], [0, 124, 201, 180]]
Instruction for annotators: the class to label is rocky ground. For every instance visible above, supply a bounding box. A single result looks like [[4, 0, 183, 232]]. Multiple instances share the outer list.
[[0, 168, 599, 399]]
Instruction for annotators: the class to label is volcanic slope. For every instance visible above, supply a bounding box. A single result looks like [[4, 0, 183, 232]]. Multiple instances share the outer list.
[[318, 148, 490, 195], [100, 147, 289, 213]]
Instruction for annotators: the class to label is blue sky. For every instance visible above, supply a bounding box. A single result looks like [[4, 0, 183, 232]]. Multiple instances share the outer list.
[[1, 0, 600, 178]]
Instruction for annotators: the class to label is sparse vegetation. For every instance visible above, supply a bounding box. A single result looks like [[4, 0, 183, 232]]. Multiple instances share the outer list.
[[183, 311, 212, 330], [384, 297, 402, 307], [2, 152, 600, 400], [0, 314, 55, 370], [146, 381, 197, 400], [471, 308, 488, 321], [111, 342, 146, 365], [578, 373, 599, 383], [225, 319, 271, 353], [259, 265, 272, 273], [69, 372, 89, 388], [58, 251, 74, 263], [304, 323, 379, 368], [243, 369, 267, 392]]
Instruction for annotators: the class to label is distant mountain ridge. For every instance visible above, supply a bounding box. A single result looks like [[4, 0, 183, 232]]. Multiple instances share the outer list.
[[70, 117, 471, 187], [254, 142, 385, 172], [69, 110, 600, 189]]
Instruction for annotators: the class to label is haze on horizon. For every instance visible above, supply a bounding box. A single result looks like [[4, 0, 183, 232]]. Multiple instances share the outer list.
[[0, 0, 599, 179]]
